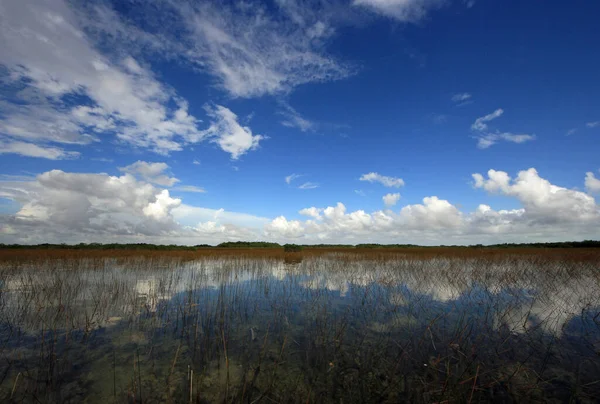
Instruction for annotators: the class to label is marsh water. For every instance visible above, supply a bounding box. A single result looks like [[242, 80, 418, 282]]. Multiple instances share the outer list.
[[1, 252, 599, 403]]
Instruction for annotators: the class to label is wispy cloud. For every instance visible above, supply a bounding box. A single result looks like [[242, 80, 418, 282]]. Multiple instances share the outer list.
[[452, 93, 472, 103], [471, 109, 535, 148], [360, 172, 405, 188], [354, 189, 366, 196], [471, 109, 504, 132], [173, 185, 206, 193], [116, 0, 355, 98], [432, 114, 448, 124], [285, 173, 303, 185], [566, 128, 578, 136], [476, 133, 536, 149], [279, 102, 315, 132], [193, 160, 201, 165], [354, 0, 446, 22], [298, 182, 319, 190], [0, 140, 80, 160], [586, 121, 600, 128]]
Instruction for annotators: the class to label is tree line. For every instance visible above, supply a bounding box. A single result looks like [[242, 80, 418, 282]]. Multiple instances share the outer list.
[[1, 240, 599, 250]]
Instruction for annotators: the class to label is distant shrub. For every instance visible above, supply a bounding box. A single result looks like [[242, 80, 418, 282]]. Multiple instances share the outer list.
[[283, 244, 303, 252], [216, 241, 281, 248]]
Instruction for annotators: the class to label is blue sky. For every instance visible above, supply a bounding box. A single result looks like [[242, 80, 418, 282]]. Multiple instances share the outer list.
[[0, 0, 599, 245]]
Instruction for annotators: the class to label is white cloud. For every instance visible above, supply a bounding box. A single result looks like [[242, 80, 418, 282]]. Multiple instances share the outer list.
[[0, 140, 80, 160], [266, 169, 599, 243], [0, 0, 203, 153], [154, 0, 353, 98], [0, 169, 267, 244], [266, 198, 464, 242], [360, 172, 405, 188], [119, 161, 179, 186], [353, 0, 445, 22], [0, 169, 181, 239], [201, 106, 265, 160], [2, 167, 599, 245], [472, 168, 599, 223], [566, 128, 578, 136], [383, 192, 401, 206], [0, 0, 267, 159], [471, 109, 535, 148], [299, 207, 322, 219], [298, 182, 319, 190], [279, 102, 315, 132], [471, 109, 504, 132], [285, 173, 302, 185], [585, 171, 600, 194], [143, 190, 182, 221], [452, 93, 472, 103], [265, 216, 306, 238], [354, 189, 366, 196], [193, 160, 201, 165], [173, 186, 206, 193], [172, 205, 269, 231], [399, 196, 463, 229], [586, 121, 600, 128], [476, 132, 536, 149]]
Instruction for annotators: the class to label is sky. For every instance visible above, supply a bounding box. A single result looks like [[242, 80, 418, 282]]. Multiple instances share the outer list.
[[0, 0, 599, 245]]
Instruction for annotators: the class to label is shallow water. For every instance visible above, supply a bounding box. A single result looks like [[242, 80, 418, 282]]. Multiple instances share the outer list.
[[1, 254, 599, 402]]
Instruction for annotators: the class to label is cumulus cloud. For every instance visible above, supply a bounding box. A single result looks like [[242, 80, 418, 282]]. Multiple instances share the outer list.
[[360, 172, 405, 188], [119, 161, 179, 186], [266, 169, 599, 243], [299, 207, 322, 219], [472, 168, 599, 223], [585, 171, 600, 193], [0, 170, 265, 244], [0, 170, 181, 240], [266, 198, 464, 242], [353, 0, 445, 22], [399, 196, 463, 229], [2, 168, 599, 245], [471, 109, 535, 148], [143, 190, 182, 220], [383, 192, 401, 206]]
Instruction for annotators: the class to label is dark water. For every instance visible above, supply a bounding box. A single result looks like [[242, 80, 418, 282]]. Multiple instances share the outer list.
[[1, 254, 599, 403]]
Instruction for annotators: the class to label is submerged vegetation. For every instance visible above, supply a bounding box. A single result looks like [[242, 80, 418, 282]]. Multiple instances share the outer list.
[[0, 248, 599, 402]]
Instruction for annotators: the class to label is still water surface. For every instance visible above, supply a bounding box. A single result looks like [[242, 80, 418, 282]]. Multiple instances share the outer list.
[[1, 254, 599, 402]]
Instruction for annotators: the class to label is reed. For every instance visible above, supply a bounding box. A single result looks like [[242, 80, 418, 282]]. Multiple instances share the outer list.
[[0, 249, 598, 402]]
